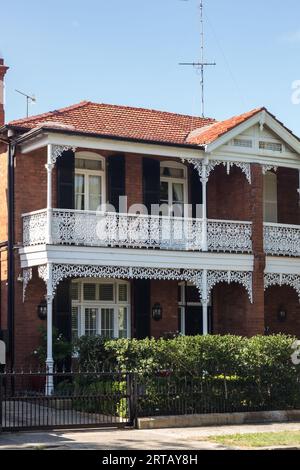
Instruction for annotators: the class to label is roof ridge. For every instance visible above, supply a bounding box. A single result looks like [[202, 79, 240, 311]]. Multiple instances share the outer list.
[[9, 100, 91, 125]]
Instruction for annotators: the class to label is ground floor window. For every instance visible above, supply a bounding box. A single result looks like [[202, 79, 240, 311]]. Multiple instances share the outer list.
[[71, 279, 131, 340], [178, 283, 212, 336]]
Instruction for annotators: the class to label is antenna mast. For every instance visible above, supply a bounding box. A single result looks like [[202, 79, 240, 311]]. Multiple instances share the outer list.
[[180, 0, 216, 117]]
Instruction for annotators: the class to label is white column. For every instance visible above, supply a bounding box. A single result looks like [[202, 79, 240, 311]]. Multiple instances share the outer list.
[[202, 269, 209, 335], [46, 144, 54, 244], [45, 263, 54, 396], [201, 162, 208, 252]]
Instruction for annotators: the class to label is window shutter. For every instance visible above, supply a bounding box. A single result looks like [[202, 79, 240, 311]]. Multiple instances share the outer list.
[[133, 279, 150, 339], [107, 154, 125, 212], [143, 158, 160, 213], [190, 167, 202, 218], [57, 150, 75, 209], [54, 280, 72, 343]]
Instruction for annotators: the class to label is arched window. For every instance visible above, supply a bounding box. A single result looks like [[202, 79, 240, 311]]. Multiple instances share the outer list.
[[75, 152, 106, 211], [160, 161, 188, 217], [263, 171, 278, 223]]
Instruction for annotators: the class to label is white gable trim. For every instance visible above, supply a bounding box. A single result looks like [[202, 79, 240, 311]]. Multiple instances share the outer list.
[[205, 110, 300, 156]]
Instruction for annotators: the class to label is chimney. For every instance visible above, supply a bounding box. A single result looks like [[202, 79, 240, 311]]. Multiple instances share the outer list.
[[0, 58, 9, 126]]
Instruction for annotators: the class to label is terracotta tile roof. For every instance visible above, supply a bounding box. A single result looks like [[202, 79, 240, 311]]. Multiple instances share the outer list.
[[8, 101, 216, 146], [186, 108, 265, 145], [7, 101, 267, 147]]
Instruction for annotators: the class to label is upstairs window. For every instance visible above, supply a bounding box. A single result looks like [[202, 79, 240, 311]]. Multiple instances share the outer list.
[[263, 171, 278, 223], [75, 152, 106, 211], [160, 162, 187, 217], [259, 141, 282, 153]]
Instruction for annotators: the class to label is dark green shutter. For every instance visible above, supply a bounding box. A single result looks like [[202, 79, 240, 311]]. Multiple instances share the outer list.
[[57, 150, 75, 209], [190, 167, 202, 218], [107, 154, 125, 212], [54, 280, 72, 343], [143, 158, 160, 213], [133, 279, 150, 339]]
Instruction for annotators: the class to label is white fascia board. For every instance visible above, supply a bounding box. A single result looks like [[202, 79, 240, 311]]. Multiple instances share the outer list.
[[205, 112, 265, 154], [206, 110, 300, 157], [20, 132, 205, 160], [19, 245, 254, 272], [265, 256, 300, 275], [19, 135, 49, 154], [211, 149, 300, 170]]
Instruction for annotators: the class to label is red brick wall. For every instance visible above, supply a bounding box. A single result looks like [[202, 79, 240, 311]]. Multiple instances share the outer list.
[[247, 163, 265, 336], [265, 286, 300, 338], [14, 268, 46, 367], [125, 154, 143, 210], [213, 283, 249, 336], [208, 165, 251, 220], [277, 167, 300, 225], [150, 280, 178, 338]]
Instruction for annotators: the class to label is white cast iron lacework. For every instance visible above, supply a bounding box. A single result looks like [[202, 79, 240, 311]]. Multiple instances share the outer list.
[[51, 145, 77, 165], [181, 158, 252, 184], [207, 270, 253, 303], [51, 210, 203, 251], [264, 223, 300, 257], [38, 265, 48, 285], [37, 264, 204, 299], [262, 165, 278, 175], [23, 210, 47, 246], [264, 273, 300, 301], [23, 209, 253, 253], [23, 268, 33, 302], [208, 220, 252, 253]]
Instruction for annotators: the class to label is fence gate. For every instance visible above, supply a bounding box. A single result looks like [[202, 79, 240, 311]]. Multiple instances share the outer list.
[[0, 371, 135, 432]]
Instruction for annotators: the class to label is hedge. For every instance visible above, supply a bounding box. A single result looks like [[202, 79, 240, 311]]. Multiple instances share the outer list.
[[73, 334, 300, 415]]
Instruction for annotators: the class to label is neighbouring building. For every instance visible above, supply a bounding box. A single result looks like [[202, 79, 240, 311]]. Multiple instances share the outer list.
[[0, 58, 299, 371]]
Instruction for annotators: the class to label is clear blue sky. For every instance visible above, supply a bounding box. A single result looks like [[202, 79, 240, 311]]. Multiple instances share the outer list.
[[1, 0, 300, 134]]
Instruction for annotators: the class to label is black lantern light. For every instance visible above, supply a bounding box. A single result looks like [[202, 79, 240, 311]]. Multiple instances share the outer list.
[[278, 305, 287, 323], [152, 303, 163, 322], [37, 299, 47, 321]]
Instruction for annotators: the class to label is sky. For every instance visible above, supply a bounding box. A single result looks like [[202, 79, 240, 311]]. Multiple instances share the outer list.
[[1, 0, 300, 134]]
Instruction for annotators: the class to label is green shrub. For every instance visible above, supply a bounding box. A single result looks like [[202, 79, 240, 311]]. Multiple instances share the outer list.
[[74, 334, 300, 415]]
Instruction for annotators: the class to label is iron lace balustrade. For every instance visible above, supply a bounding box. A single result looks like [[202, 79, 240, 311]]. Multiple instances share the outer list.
[[22, 209, 253, 253], [207, 219, 253, 254], [264, 223, 300, 257]]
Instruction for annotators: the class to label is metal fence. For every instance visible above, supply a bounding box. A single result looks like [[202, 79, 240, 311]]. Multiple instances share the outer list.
[[0, 370, 134, 432], [1, 369, 299, 432]]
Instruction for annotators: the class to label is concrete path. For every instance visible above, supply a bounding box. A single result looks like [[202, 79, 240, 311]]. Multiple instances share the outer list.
[[1, 422, 300, 450]]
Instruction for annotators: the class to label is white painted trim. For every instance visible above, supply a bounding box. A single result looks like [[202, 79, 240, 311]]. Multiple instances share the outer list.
[[19, 244, 254, 271], [265, 256, 300, 275], [206, 110, 300, 155], [19, 132, 205, 160]]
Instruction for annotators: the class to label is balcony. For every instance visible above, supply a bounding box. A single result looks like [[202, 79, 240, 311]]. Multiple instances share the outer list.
[[22, 209, 253, 254], [264, 223, 300, 257]]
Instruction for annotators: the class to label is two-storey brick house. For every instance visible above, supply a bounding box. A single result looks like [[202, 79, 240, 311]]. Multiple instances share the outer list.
[[0, 58, 299, 374]]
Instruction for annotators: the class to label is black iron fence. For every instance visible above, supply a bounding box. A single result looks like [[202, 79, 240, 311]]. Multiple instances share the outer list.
[[1, 369, 300, 432], [0, 370, 134, 432]]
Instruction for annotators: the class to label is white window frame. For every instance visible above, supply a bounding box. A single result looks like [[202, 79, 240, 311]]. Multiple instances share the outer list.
[[160, 161, 188, 217], [71, 279, 131, 339], [75, 151, 106, 211]]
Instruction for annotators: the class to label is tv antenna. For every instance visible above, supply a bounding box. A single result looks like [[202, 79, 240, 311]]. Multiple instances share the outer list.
[[179, 0, 216, 117], [15, 89, 36, 117]]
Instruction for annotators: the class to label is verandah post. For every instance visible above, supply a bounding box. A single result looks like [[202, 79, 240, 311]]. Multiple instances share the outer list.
[[201, 160, 208, 252], [45, 263, 54, 395], [46, 144, 53, 245]]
